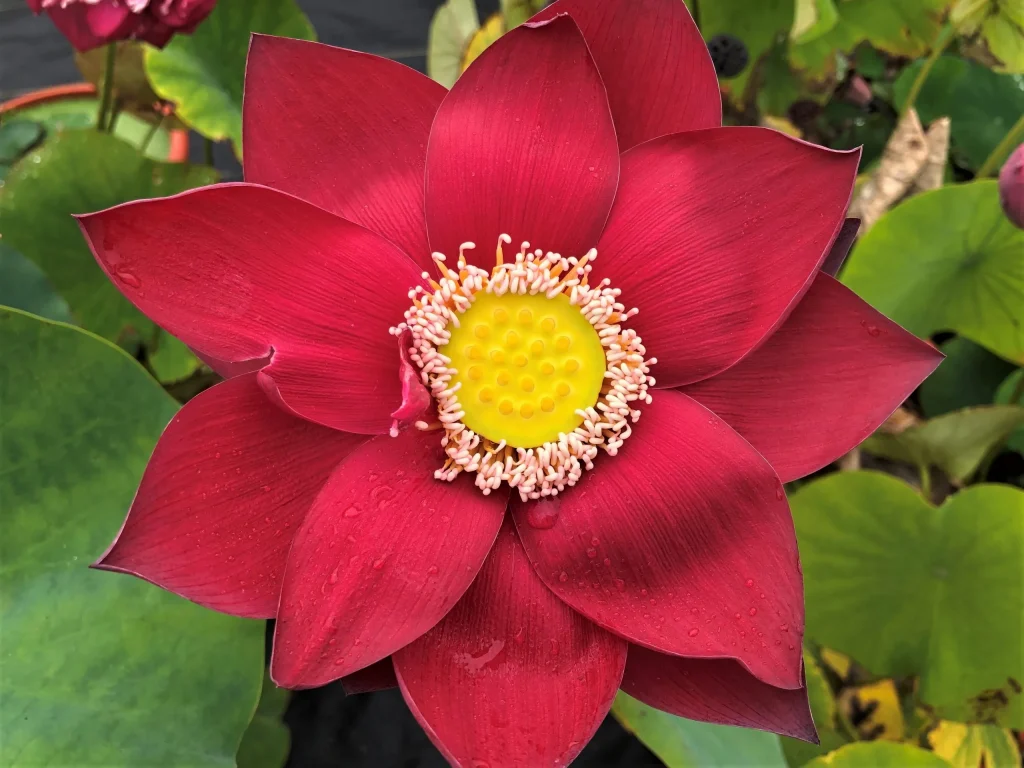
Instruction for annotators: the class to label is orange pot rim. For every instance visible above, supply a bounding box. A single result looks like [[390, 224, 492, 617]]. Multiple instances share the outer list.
[[0, 82, 190, 163]]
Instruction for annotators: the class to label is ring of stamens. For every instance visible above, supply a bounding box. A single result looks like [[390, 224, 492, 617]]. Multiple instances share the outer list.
[[392, 234, 657, 499]]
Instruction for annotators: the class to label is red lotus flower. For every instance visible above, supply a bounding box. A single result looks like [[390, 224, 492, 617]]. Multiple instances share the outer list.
[[78, 1, 942, 764], [27, 0, 216, 51]]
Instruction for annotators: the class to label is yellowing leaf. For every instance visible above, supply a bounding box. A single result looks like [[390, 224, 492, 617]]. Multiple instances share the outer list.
[[838, 680, 904, 741], [928, 721, 1021, 768]]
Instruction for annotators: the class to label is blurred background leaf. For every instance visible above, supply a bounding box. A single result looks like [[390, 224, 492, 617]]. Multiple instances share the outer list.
[[0, 241, 73, 323], [862, 404, 1024, 483], [237, 672, 292, 768], [145, 0, 316, 156], [842, 181, 1024, 364], [0, 130, 213, 360], [612, 693, 788, 767], [0, 306, 264, 766], [927, 721, 1021, 767], [804, 741, 953, 767], [893, 55, 1024, 170], [792, 472, 1024, 727]]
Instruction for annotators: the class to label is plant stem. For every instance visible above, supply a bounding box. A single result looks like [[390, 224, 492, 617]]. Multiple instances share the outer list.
[[976, 113, 1024, 178], [901, 23, 952, 117], [96, 43, 117, 132], [203, 137, 214, 166], [1010, 373, 1024, 405], [919, 463, 932, 501], [138, 114, 165, 156]]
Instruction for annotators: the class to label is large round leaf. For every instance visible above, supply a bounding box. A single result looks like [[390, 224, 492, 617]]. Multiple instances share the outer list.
[[0, 129, 216, 343], [144, 0, 316, 155], [842, 181, 1024, 364], [804, 741, 952, 768], [893, 55, 1024, 171], [0, 307, 264, 766], [612, 693, 787, 768], [792, 472, 1024, 727]]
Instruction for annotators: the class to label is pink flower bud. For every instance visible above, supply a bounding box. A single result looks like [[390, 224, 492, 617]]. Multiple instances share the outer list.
[[26, 0, 217, 52], [999, 143, 1024, 230]]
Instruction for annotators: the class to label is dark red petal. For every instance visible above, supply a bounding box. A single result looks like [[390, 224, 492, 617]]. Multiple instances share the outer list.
[[424, 15, 619, 271], [270, 429, 508, 688], [532, 0, 720, 149], [622, 645, 817, 742], [512, 390, 804, 689], [594, 128, 860, 388], [77, 183, 426, 435], [394, 520, 627, 767], [243, 35, 445, 272], [683, 274, 942, 482], [341, 658, 398, 695], [820, 218, 861, 277], [93, 374, 364, 618]]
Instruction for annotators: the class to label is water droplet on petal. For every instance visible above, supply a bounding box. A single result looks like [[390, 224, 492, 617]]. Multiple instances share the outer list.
[[745, 579, 755, 588], [373, 557, 387, 570], [688, 628, 700, 637], [749, 607, 758, 616], [526, 500, 560, 529], [116, 271, 140, 288], [558, 571, 569, 583]]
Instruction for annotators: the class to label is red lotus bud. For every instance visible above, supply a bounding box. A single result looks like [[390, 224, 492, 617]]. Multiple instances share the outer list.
[[26, 0, 217, 52], [999, 143, 1024, 230]]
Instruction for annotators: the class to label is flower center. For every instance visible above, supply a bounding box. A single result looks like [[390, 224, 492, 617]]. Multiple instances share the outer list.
[[444, 291, 606, 448], [393, 235, 656, 499]]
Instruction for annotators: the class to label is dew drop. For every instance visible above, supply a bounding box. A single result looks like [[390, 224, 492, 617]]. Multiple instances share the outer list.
[[613, 578, 626, 591], [373, 557, 387, 570], [526, 500, 560, 529], [688, 628, 700, 637], [343, 505, 362, 517], [603, 558, 611, 566], [780, 623, 789, 631], [749, 607, 758, 616], [328, 569, 339, 584], [586, 548, 597, 559], [745, 579, 755, 588], [115, 271, 141, 288], [558, 571, 569, 583], [427, 565, 439, 576]]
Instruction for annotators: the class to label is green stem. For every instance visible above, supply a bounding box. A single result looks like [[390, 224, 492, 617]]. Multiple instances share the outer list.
[[919, 463, 932, 500], [138, 114, 165, 156], [901, 23, 953, 118], [96, 43, 117, 132], [203, 137, 214, 166], [976, 113, 1024, 178], [1009, 372, 1024, 406]]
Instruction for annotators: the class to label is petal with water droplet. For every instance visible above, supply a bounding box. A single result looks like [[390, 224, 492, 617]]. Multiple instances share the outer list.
[[94, 374, 364, 618], [681, 274, 941, 482], [512, 390, 804, 689], [621, 645, 817, 742], [271, 428, 507, 688], [394, 520, 626, 766]]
